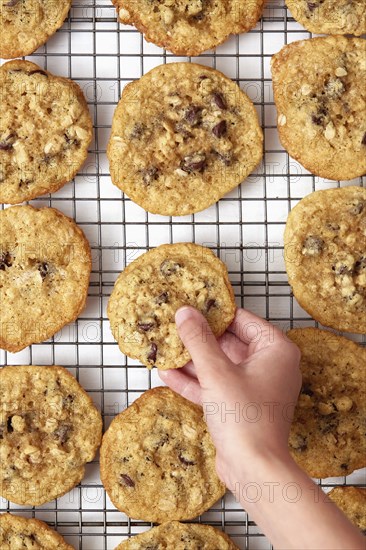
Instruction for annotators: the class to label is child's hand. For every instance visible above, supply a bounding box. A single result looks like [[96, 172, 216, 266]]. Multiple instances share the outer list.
[[159, 306, 301, 489]]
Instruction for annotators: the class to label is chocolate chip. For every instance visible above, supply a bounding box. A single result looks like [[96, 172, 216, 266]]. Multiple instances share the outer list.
[[0, 133, 16, 151], [54, 424, 70, 445], [181, 153, 206, 173], [212, 120, 227, 138], [130, 123, 145, 139], [160, 259, 181, 276], [205, 298, 217, 313], [340, 463, 348, 470], [349, 201, 364, 215], [141, 166, 158, 185], [302, 235, 324, 255], [190, 10, 205, 21], [63, 394, 74, 407], [0, 252, 13, 270], [185, 105, 202, 126], [355, 257, 366, 273], [28, 69, 48, 77], [179, 455, 196, 466], [156, 291, 169, 305], [212, 92, 226, 110], [301, 385, 314, 397], [6, 417, 14, 434], [120, 473, 135, 487], [307, 1, 317, 10], [311, 106, 328, 126], [4, 0, 19, 6], [38, 262, 49, 280], [199, 75, 208, 80], [138, 321, 155, 332], [362, 132, 366, 146], [147, 343, 158, 364]]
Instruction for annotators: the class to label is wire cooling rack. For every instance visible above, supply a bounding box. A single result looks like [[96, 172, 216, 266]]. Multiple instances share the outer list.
[[1, 0, 365, 548]]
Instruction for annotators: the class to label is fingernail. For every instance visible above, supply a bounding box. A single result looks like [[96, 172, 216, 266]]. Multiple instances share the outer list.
[[175, 306, 195, 327]]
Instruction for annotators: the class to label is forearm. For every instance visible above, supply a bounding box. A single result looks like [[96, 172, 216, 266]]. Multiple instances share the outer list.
[[231, 449, 364, 550]]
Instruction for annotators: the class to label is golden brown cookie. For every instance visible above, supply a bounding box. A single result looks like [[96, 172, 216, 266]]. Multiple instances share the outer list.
[[0, 60, 92, 204], [271, 37, 366, 181], [287, 328, 366, 478], [286, 0, 366, 36], [0, 0, 71, 59], [284, 186, 366, 333], [114, 0, 264, 56], [100, 387, 225, 523], [115, 521, 239, 549], [107, 242, 236, 370], [0, 513, 74, 549], [0, 365, 102, 506], [107, 62, 263, 216], [328, 487, 366, 532], [0, 205, 91, 352]]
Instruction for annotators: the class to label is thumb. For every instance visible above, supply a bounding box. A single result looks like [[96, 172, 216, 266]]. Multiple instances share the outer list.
[[175, 306, 232, 383]]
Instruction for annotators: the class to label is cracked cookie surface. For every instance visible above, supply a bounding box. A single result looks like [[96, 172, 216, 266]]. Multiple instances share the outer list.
[[0, 513, 74, 549], [100, 387, 225, 523], [116, 521, 239, 549], [284, 186, 366, 333], [286, 0, 366, 35], [107, 242, 236, 370], [0, 0, 71, 59], [271, 37, 366, 181], [0, 365, 102, 506], [287, 328, 366, 478], [0, 60, 92, 204], [113, 0, 264, 56], [328, 487, 366, 532], [0, 205, 92, 352], [107, 62, 263, 216]]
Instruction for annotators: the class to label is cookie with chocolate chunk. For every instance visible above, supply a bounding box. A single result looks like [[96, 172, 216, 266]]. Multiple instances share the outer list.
[[328, 487, 366, 532], [115, 521, 239, 549], [107, 62, 263, 216], [0, 205, 91, 352], [271, 37, 366, 180], [0, 365, 102, 506], [114, 0, 264, 56], [0, 60, 92, 204], [284, 186, 366, 333], [100, 387, 225, 523], [287, 328, 366, 478], [107, 242, 236, 370], [0, 0, 71, 59], [286, 0, 366, 36], [0, 513, 73, 549]]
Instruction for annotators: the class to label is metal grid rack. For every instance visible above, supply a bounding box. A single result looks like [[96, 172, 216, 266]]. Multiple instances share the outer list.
[[0, 0, 365, 547]]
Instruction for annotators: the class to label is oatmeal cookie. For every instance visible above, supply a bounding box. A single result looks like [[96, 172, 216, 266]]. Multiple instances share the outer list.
[[0, 513, 74, 549], [0, 365, 102, 506], [0, 0, 71, 59], [107, 242, 236, 370], [284, 186, 366, 333], [114, 0, 264, 56], [107, 62, 263, 216], [0, 205, 91, 352], [288, 328, 366, 478], [271, 37, 366, 181], [115, 521, 239, 549], [328, 486, 366, 532], [100, 387, 225, 523], [0, 60, 92, 204]]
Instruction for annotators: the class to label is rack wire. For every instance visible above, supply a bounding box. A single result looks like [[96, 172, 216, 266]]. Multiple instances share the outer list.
[[0, 0, 365, 548]]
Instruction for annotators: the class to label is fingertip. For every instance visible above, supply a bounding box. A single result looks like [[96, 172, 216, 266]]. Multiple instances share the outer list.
[[175, 305, 203, 328]]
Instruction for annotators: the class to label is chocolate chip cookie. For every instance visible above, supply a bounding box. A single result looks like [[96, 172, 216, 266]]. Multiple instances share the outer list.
[[0, 513, 73, 549], [0, 0, 71, 59], [271, 37, 366, 181], [0, 205, 91, 352], [284, 186, 366, 333], [287, 328, 366, 478], [107, 242, 236, 370], [114, 0, 264, 56], [0, 365, 102, 506], [115, 521, 239, 549], [328, 487, 366, 532], [100, 387, 225, 523], [0, 60, 92, 204], [286, 0, 366, 36], [107, 62, 263, 216]]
